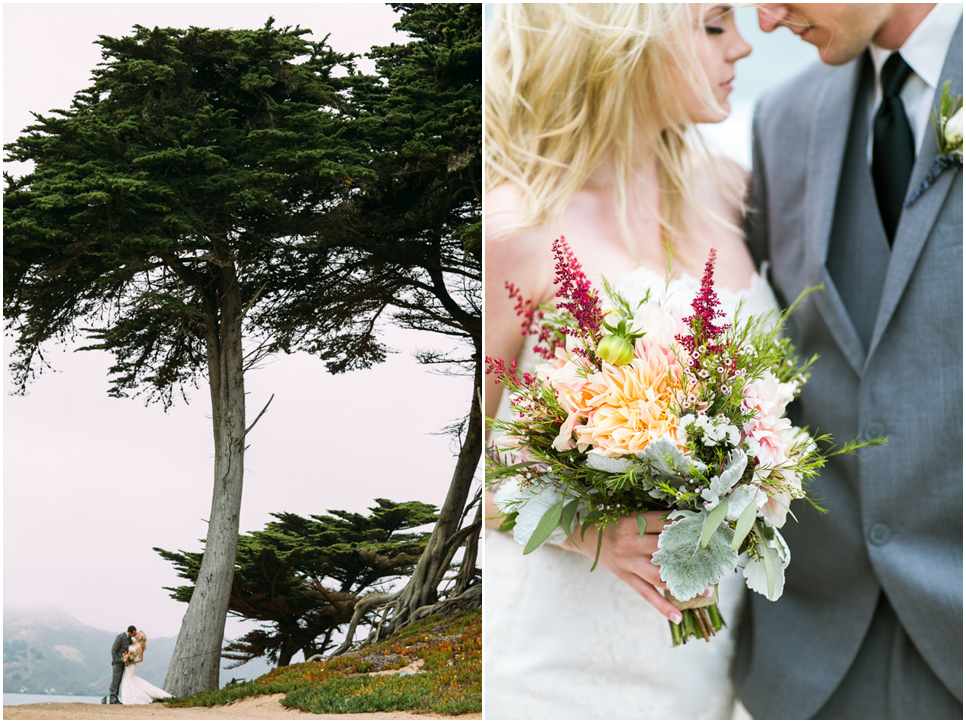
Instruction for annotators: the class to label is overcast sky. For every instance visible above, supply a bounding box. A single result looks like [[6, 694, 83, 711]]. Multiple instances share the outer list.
[[3, 1, 475, 659]]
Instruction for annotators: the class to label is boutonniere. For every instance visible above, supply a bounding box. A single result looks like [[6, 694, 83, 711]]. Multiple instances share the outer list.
[[905, 81, 963, 207]]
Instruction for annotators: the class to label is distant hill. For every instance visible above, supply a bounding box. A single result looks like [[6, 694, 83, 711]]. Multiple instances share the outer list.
[[3, 607, 270, 696]]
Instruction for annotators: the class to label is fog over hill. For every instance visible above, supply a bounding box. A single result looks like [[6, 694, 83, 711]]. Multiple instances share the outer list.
[[3, 607, 270, 696]]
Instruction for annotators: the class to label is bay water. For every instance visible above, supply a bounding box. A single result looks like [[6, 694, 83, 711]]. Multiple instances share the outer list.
[[4, 693, 105, 706]]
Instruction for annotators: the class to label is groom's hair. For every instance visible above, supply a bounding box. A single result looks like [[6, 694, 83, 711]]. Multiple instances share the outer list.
[[127, 625, 137, 634]]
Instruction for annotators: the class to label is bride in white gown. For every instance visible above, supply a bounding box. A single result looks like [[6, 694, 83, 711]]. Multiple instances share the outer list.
[[484, 5, 772, 719], [120, 631, 172, 705]]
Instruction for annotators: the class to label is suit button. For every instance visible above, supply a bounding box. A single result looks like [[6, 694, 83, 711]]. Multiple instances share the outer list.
[[868, 523, 891, 546], [864, 422, 885, 441]]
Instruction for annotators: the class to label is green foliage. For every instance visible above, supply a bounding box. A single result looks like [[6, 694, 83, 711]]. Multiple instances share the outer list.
[[155, 499, 438, 667], [4, 19, 372, 405], [257, 3, 483, 376], [165, 611, 481, 715]]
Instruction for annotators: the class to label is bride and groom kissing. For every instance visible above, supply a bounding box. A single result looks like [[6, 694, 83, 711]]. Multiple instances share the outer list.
[[108, 625, 172, 705], [484, 3, 961, 720]]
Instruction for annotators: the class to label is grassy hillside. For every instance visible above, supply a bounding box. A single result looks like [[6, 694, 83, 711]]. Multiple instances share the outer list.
[[167, 609, 482, 716]]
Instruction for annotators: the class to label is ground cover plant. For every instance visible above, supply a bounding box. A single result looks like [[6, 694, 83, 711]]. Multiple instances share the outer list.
[[163, 609, 481, 716]]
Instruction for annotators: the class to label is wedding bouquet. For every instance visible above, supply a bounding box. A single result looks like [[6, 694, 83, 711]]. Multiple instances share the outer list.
[[123, 650, 137, 666], [486, 238, 880, 645]]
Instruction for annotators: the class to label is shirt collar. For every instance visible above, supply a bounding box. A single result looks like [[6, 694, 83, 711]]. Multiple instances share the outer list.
[[870, 3, 963, 89]]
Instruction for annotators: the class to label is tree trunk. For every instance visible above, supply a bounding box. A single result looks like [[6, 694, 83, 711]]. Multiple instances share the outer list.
[[164, 262, 247, 696], [388, 359, 482, 632], [276, 639, 298, 669], [454, 498, 482, 595]]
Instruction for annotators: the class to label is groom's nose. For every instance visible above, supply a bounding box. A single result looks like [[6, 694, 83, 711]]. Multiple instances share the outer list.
[[757, 4, 790, 32]]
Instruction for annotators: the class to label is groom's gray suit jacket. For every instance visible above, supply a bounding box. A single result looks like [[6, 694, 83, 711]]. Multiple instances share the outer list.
[[735, 21, 963, 719]]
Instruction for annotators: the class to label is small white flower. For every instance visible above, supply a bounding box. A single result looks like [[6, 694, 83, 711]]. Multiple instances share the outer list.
[[945, 107, 963, 150]]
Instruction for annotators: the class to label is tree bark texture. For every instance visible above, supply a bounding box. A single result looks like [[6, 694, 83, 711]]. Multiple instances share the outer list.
[[454, 498, 482, 596], [164, 261, 247, 696], [389, 360, 482, 633]]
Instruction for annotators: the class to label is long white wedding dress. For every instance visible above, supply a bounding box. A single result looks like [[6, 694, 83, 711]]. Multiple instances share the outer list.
[[119, 645, 172, 705], [485, 264, 780, 720]]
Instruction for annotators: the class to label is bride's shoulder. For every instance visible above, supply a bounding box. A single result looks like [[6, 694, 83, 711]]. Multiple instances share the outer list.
[[485, 183, 557, 260], [485, 182, 561, 299]]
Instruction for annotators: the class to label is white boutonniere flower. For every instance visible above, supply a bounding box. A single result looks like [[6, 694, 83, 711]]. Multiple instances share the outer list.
[[906, 81, 963, 207], [943, 106, 963, 156]]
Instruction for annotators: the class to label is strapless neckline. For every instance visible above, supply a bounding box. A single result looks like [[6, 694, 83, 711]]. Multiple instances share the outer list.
[[613, 262, 778, 324]]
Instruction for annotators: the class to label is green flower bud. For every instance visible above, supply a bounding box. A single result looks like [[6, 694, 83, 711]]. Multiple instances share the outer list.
[[597, 334, 635, 366]]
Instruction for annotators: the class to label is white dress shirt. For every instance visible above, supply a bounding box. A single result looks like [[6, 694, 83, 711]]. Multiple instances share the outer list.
[[867, 2, 963, 162]]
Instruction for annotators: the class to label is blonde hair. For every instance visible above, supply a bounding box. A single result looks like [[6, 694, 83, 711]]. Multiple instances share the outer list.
[[135, 631, 147, 652], [486, 3, 724, 245]]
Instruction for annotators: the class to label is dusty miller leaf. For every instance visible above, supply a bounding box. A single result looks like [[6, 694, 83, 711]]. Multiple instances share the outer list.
[[652, 510, 739, 600], [700, 450, 748, 509], [585, 454, 634, 474], [637, 438, 708, 479]]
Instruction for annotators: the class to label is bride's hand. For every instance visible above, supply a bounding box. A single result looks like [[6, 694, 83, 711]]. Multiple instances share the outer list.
[[559, 512, 687, 623]]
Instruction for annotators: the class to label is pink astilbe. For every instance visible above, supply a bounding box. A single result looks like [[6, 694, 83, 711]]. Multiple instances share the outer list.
[[506, 282, 558, 360], [506, 282, 537, 336], [677, 249, 731, 366], [552, 237, 604, 350]]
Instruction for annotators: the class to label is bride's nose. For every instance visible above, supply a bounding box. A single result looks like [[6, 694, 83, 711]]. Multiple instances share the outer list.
[[728, 31, 752, 62]]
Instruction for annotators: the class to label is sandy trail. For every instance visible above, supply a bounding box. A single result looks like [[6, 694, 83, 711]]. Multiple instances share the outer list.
[[2, 694, 481, 720]]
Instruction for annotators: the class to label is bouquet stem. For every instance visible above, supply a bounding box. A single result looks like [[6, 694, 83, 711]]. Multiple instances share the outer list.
[[665, 588, 726, 646]]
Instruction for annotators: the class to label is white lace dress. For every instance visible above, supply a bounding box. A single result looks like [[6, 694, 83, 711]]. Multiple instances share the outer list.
[[119, 644, 172, 705], [485, 265, 780, 720]]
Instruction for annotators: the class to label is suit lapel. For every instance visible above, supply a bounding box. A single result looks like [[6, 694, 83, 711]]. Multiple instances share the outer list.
[[805, 59, 867, 377], [866, 19, 964, 363]]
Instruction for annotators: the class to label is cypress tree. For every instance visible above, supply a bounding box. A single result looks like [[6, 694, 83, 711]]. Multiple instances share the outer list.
[[4, 20, 371, 695]]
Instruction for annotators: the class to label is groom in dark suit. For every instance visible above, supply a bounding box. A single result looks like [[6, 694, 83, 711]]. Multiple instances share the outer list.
[[737, 3, 962, 719], [109, 625, 137, 704]]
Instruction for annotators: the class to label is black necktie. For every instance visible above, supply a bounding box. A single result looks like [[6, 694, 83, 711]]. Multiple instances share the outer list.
[[872, 53, 915, 244]]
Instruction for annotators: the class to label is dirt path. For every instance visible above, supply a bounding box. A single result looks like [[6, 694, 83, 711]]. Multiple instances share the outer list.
[[2, 694, 481, 720]]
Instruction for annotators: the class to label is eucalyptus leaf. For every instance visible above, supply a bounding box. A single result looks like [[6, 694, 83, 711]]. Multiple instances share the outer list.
[[725, 485, 759, 522], [731, 496, 759, 551], [561, 499, 580, 546], [652, 511, 738, 600], [701, 498, 730, 549], [743, 524, 790, 601], [636, 515, 648, 537], [589, 527, 604, 572], [523, 499, 564, 555]]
